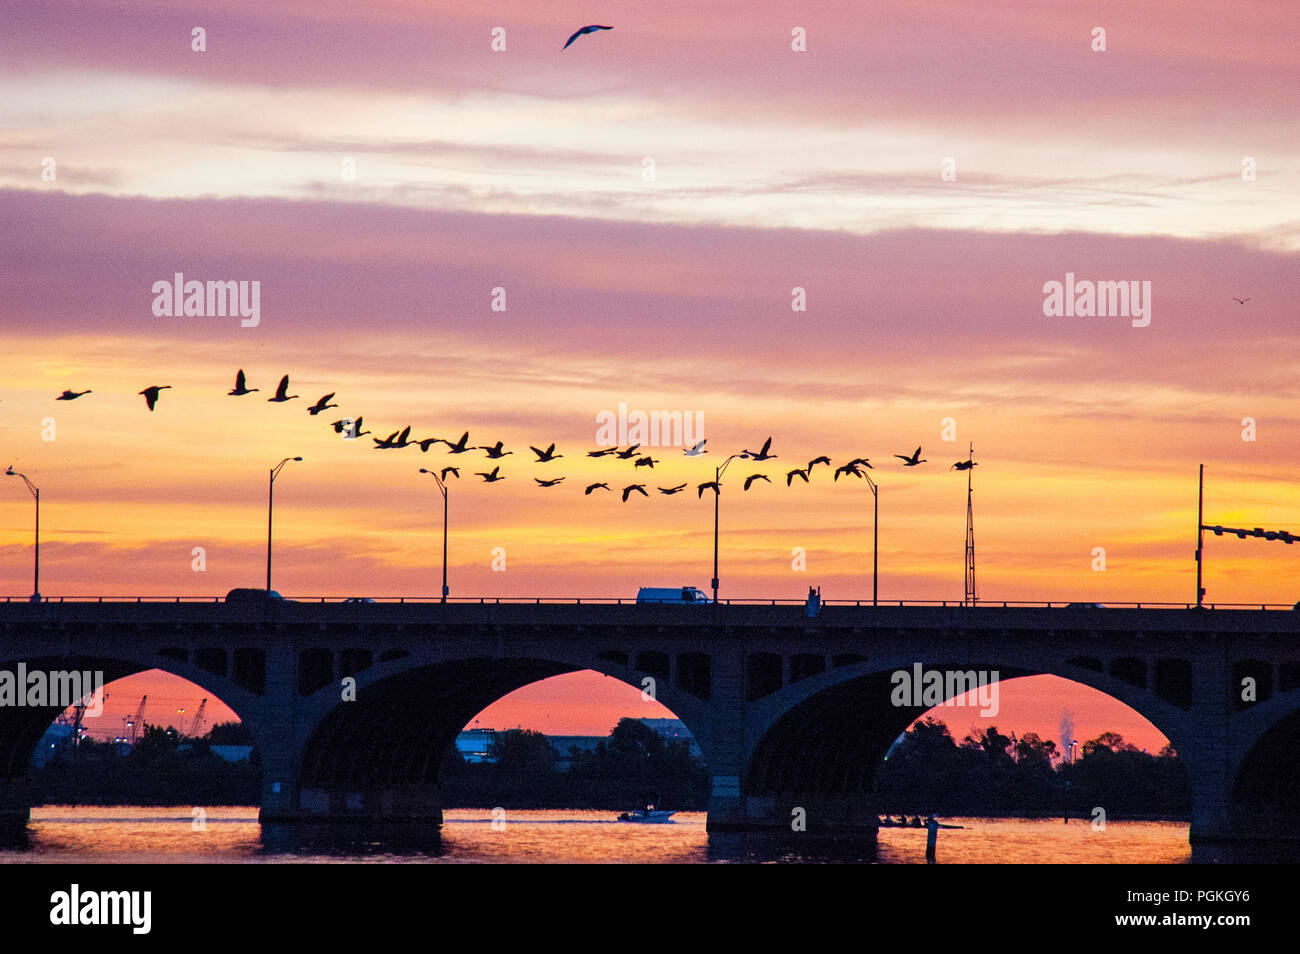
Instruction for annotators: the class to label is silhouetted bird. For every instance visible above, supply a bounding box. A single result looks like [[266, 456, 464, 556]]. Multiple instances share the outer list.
[[585, 482, 611, 494], [743, 437, 776, 460], [683, 439, 708, 457], [331, 417, 369, 437], [807, 456, 831, 471], [951, 460, 978, 471], [614, 444, 641, 459], [227, 369, 257, 396], [531, 443, 563, 462], [563, 24, 612, 49], [307, 393, 337, 415], [475, 466, 505, 482], [374, 426, 413, 449], [440, 467, 460, 480], [622, 483, 648, 501], [267, 375, 298, 403], [698, 481, 720, 497], [845, 457, 873, 470], [415, 438, 445, 453], [587, 448, 617, 457], [56, 390, 91, 401], [787, 468, 809, 486], [535, 477, 566, 487], [479, 441, 514, 459], [442, 432, 472, 454], [834, 462, 864, 481], [634, 456, 659, 469], [895, 447, 926, 466], [1232, 297, 1250, 304], [139, 385, 172, 411], [658, 483, 687, 495], [743, 474, 770, 491]]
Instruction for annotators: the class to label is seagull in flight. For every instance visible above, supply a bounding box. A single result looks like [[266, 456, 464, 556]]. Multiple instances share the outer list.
[[658, 483, 688, 495], [1232, 297, 1250, 305], [683, 439, 708, 457], [895, 447, 926, 467], [563, 24, 612, 49], [622, 483, 648, 502], [56, 389, 92, 401], [139, 385, 172, 411], [475, 466, 505, 482], [227, 369, 257, 396], [743, 474, 770, 491], [743, 437, 776, 461], [585, 482, 611, 495]]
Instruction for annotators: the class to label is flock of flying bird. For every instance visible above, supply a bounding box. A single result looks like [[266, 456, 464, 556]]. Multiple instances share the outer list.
[[46, 371, 978, 501]]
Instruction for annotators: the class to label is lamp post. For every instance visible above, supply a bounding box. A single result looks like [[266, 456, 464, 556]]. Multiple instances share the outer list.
[[711, 453, 749, 604], [418, 468, 450, 602], [267, 457, 302, 594], [4, 466, 39, 601], [862, 472, 879, 606]]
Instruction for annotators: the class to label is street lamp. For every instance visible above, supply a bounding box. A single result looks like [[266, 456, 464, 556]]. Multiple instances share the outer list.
[[267, 457, 302, 594], [5, 466, 39, 601], [418, 468, 450, 602], [710, 452, 749, 604], [862, 472, 879, 606]]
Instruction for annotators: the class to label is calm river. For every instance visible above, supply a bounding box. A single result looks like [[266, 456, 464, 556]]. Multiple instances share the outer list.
[[1, 806, 1271, 863]]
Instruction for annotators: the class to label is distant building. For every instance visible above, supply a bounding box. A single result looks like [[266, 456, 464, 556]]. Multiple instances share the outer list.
[[210, 745, 254, 763], [455, 728, 497, 763], [640, 718, 702, 758], [548, 736, 606, 770], [31, 722, 75, 768]]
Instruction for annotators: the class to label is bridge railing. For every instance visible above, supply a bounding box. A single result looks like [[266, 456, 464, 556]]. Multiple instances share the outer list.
[[2, 595, 1295, 610]]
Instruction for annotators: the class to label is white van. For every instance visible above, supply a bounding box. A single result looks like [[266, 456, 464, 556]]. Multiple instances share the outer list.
[[636, 586, 712, 605]]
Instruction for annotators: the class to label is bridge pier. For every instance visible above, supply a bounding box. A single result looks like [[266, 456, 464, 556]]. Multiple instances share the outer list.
[[0, 778, 31, 846]]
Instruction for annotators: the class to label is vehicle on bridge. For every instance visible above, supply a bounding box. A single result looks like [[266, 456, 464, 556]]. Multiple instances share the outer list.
[[225, 588, 293, 603], [636, 586, 712, 605]]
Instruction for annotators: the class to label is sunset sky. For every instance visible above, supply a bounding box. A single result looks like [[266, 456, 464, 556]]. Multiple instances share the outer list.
[[4, 0, 1298, 758]]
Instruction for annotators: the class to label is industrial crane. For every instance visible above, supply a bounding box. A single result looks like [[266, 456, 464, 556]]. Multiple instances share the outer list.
[[124, 695, 147, 744], [188, 699, 207, 738]]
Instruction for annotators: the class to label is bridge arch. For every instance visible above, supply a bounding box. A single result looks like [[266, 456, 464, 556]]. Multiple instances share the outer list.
[[743, 654, 1194, 822], [285, 648, 711, 823]]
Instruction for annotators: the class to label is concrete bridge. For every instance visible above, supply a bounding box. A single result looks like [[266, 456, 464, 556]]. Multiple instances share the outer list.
[[1, 599, 1297, 846]]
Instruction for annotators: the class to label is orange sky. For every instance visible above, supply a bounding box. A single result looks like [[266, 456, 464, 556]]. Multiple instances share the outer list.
[[6, 0, 1300, 763]]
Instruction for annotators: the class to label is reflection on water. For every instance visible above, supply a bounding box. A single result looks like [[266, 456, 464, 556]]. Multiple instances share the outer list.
[[5, 806, 1291, 863]]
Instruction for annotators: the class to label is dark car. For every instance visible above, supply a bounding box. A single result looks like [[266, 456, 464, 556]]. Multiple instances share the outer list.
[[225, 588, 291, 603]]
